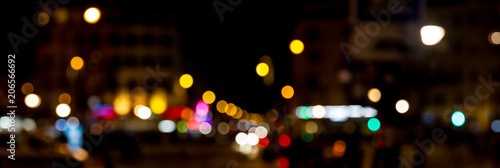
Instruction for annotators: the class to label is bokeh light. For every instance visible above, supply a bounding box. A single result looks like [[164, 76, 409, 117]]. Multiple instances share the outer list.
[[247, 133, 259, 146], [150, 88, 168, 114], [277, 157, 289, 168], [55, 119, 67, 131], [37, 12, 50, 26], [25, 94, 41, 108], [289, 39, 304, 54], [23, 118, 37, 133], [279, 134, 291, 147], [254, 126, 268, 138], [312, 105, 326, 118], [218, 122, 230, 135], [281, 85, 294, 99], [21, 82, 34, 95], [199, 122, 212, 135], [159, 120, 176, 133], [395, 99, 409, 113], [177, 120, 189, 133], [113, 89, 131, 115], [58, 93, 71, 104], [202, 90, 216, 104], [305, 121, 318, 133], [236, 132, 248, 145], [256, 63, 269, 77], [333, 140, 346, 157], [420, 25, 445, 45], [301, 132, 313, 142], [491, 120, 500, 133], [216, 100, 228, 113], [179, 74, 193, 89], [195, 100, 209, 117], [258, 137, 269, 147], [489, 32, 500, 45], [70, 56, 84, 70], [56, 103, 71, 118], [84, 7, 101, 24], [451, 111, 465, 127], [367, 118, 381, 131], [367, 88, 381, 103], [136, 106, 152, 119], [67, 117, 79, 129]]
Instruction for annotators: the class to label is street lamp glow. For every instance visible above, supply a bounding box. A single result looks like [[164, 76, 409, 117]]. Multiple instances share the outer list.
[[84, 7, 101, 24], [420, 25, 445, 45]]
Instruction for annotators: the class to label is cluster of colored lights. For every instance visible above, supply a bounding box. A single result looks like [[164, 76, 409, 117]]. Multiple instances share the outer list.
[[294, 105, 377, 121]]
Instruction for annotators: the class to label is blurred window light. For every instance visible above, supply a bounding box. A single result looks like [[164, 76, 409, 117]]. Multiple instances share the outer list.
[[295, 105, 377, 121], [451, 111, 465, 127], [84, 7, 101, 24], [70, 56, 84, 70], [256, 63, 269, 77], [489, 32, 500, 45], [367, 88, 381, 103], [420, 25, 445, 45], [395, 99, 409, 113], [56, 103, 71, 118], [202, 91, 216, 104], [367, 118, 381, 131], [281, 85, 294, 99], [179, 74, 193, 89], [25, 94, 41, 108], [289, 39, 304, 54]]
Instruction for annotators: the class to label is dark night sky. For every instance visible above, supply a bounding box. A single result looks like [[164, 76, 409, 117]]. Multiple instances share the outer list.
[[2, 0, 309, 113]]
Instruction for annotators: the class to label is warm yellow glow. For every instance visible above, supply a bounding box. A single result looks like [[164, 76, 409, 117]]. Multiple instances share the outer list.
[[70, 56, 84, 70], [216, 100, 228, 113], [489, 32, 500, 45], [289, 39, 304, 54], [256, 63, 269, 77], [21, 83, 34, 95], [56, 103, 71, 118], [367, 88, 381, 103], [71, 147, 89, 162], [181, 108, 193, 120], [113, 89, 131, 115], [281, 85, 294, 99], [55, 8, 69, 24], [312, 105, 326, 118], [58, 93, 71, 104], [37, 12, 50, 26], [149, 88, 168, 114], [25, 94, 41, 108], [84, 7, 100, 24], [226, 103, 237, 116], [395, 99, 409, 113], [420, 25, 445, 45], [202, 90, 216, 104], [233, 107, 243, 119], [179, 74, 193, 89]]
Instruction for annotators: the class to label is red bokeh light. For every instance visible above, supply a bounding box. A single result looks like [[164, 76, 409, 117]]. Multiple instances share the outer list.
[[258, 137, 269, 147], [277, 157, 289, 168], [279, 134, 291, 147]]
